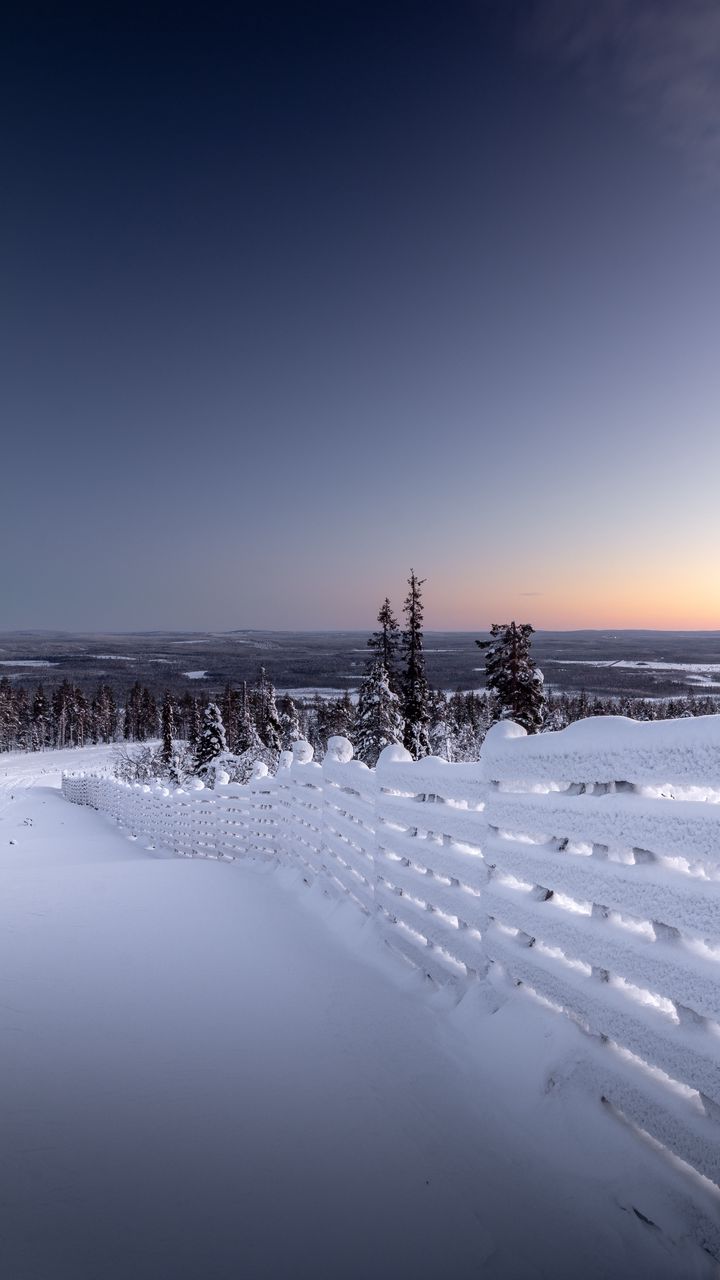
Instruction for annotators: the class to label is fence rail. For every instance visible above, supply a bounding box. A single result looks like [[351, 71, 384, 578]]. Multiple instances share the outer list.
[[63, 715, 720, 1208]]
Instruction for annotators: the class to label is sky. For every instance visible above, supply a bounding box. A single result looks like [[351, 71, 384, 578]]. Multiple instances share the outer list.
[[2, 0, 720, 632]]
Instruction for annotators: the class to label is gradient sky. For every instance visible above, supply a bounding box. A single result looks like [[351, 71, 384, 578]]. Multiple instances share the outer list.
[[2, 0, 720, 631]]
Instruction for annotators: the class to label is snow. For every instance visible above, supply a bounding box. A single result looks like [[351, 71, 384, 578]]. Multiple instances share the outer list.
[[2, 745, 719, 1276], [0, 659, 57, 667], [280, 686, 358, 700], [547, 661, 720, 673], [183, 669, 208, 678], [545, 660, 720, 688], [480, 713, 720, 787], [88, 654, 135, 660]]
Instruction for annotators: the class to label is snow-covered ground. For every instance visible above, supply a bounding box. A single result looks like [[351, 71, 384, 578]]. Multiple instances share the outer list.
[[0, 747, 716, 1279], [544, 659, 720, 689]]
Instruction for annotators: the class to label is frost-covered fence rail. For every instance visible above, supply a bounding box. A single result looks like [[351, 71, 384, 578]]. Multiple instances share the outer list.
[[374, 752, 488, 986], [63, 715, 720, 1191], [479, 717, 720, 1188], [61, 766, 283, 861]]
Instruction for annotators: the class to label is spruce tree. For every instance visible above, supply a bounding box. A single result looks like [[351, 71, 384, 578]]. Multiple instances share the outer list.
[[0, 678, 17, 751], [367, 598, 401, 692], [160, 692, 175, 770], [187, 697, 202, 752], [478, 622, 545, 733], [277, 695, 301, 749], [221, 684, 239, 751], [400, 569, 431, 758], [32, 684, 49, 751], [194, 702, 228, 774], [139, 688, 157, 742], [254, 667, 282, 755], [124, 682, 142, 741], [355, 657, 404, 765], [233, 683, 259, 754]]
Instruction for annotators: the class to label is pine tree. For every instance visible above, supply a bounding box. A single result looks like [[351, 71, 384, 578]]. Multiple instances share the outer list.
[[14, 686, 31, 750], [428, 689, 452, 759], [160, 693, 175, 770], [355, 657, 404, 765], [368, 598, 401, 692], [0, 678, 17, 751], [139, 688, 158, 741], [277, 695, 301, 749], [478, 622, 545, 733], [194, 702, 227, 774], [400, 569, 431, 758], [316, 692, 355, 748], [233, 683, 260, 754], [53, 681, 73, 747], [254, 668, 282, 755], [187, 697, 202, 752], [221, 684, 239, 751], [31, 684, 49, 751], [73, 687, 89, 747]]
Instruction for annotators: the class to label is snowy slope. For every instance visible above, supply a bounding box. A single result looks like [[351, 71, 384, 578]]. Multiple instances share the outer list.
[[0, 748, 717, 1279]]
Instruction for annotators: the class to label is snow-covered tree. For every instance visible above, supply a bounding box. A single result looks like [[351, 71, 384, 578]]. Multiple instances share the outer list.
[[428, 690, 453, 760], [221, 684, 238, 751], [368, 597, 401, 692], [316, 692, 355, 749], [478, 622, 544, 733], [354, 657, 404, 765], [31, 684, 49, 751], [278, 695, 301, 749], [400, 569, 431, 758], [254, 668, 282, 755], [233, 683, 260, 753], [194, 702, 227, 775], [160, 693, 175, 770], [91, 684, 118, 744], [186, 697, 202, 752]]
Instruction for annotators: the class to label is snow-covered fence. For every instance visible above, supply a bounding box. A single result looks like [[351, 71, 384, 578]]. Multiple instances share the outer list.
[[61, 763, 284, 860], [374, 751, 488, 986], [63, 715, 720, 1192], [479, 717, 720, 1190]]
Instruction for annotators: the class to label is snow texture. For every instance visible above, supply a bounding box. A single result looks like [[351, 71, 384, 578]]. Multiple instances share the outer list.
[[62, 711, 720, 1216], [2, 743, 717, 1276]]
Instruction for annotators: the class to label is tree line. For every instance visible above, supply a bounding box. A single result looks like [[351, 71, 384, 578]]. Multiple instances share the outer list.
[[1, 575, 718, 775]]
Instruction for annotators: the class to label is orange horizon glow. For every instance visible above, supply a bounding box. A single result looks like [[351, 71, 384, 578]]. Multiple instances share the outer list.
[[421, 576, 720, 633]]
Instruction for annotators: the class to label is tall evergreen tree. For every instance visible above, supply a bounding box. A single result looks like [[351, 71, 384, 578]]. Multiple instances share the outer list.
[[277, 695, 301, 749], [367, 598, 401, 692], [194, 702, 227, 774], [53, 681, 73, 747], [400, 569, 431, 758], [355, 657, 404, 765], [316, 692, 355, 748], [139, 687, 158, 741], [254, 667, 282, 755], [31, 684, 50, 751], [160, 692, 176, 770], [0, 678, 17, 751], [232, 682, 260, 755], [221, 684, 239, 751], [187, 697, 202, 752], [478, 622, 545, 733]]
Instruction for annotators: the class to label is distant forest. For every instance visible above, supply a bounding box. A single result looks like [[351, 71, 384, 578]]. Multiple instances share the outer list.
[[0, 671, 718, 761], [2, 582, 719, 770]]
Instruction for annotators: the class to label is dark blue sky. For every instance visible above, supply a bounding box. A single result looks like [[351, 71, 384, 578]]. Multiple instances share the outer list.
[[3, 1, 720, 630]]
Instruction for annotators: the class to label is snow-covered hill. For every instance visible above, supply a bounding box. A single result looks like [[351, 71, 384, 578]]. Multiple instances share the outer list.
[[0, 746, 717, 1279]]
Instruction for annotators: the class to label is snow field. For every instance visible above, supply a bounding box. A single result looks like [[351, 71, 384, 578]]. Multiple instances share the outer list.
[[1, 746, 717, 1277], [64, 717, 720, 1239]]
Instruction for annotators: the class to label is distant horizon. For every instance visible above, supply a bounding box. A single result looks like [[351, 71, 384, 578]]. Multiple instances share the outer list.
[[2, 625, 720, 638]]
